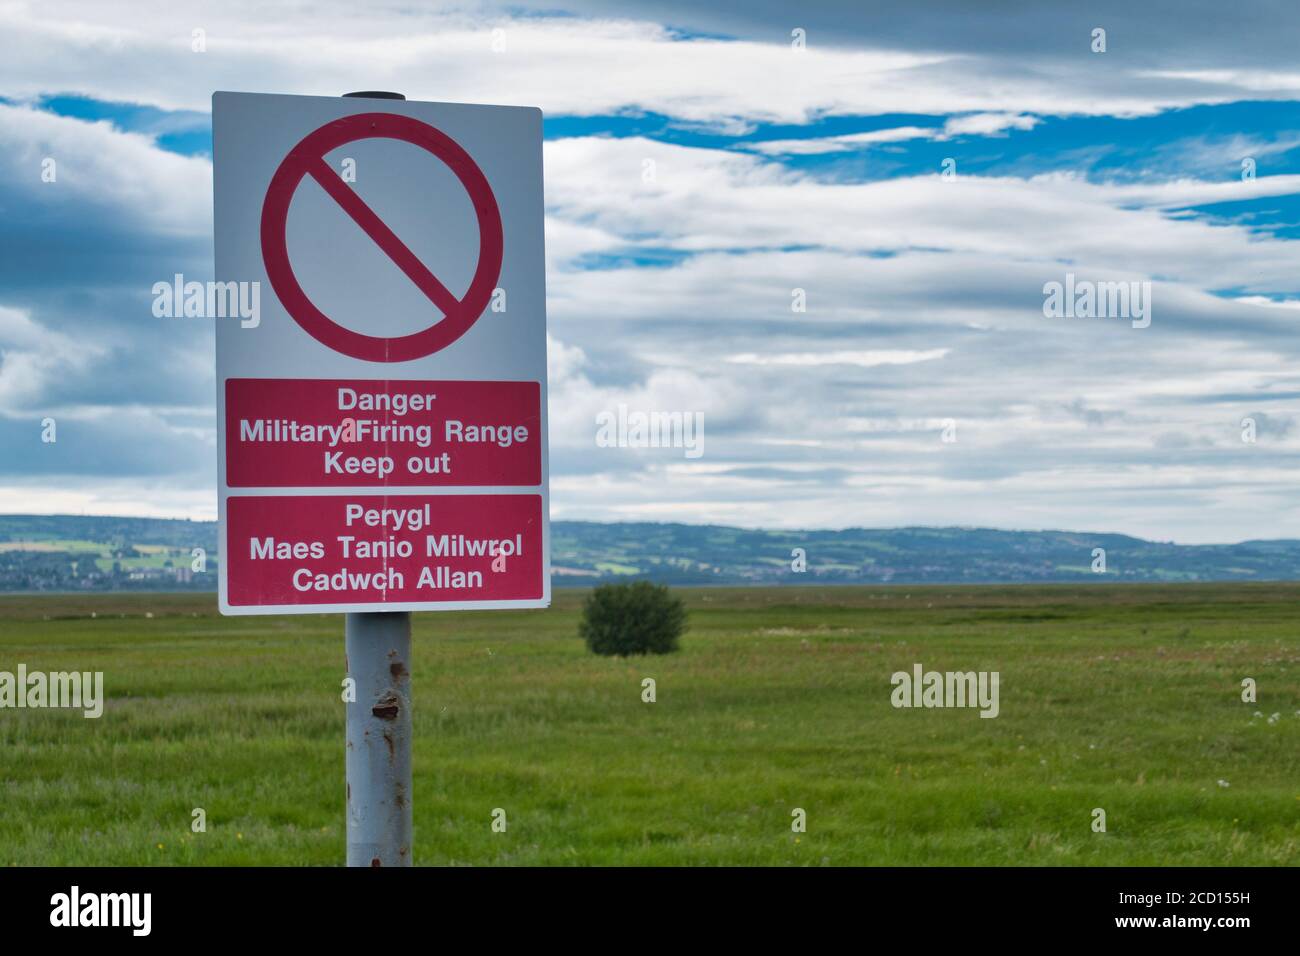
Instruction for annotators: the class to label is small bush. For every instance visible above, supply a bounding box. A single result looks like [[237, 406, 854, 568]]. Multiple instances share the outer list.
[[579, 581, 686, 656]]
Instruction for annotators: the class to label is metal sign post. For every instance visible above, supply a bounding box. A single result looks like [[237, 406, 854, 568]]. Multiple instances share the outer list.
[[340, 91, 412, 868], [345, 609, 412, 866], [212, 85, 550, 868]]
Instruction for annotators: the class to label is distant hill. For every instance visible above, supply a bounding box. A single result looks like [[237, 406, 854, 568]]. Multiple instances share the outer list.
[[0, 514, 215, 593], [2, 513, 1299, 593]]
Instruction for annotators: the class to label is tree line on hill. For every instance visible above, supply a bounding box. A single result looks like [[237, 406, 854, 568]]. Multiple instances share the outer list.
[[1, 514, 1299, 592]]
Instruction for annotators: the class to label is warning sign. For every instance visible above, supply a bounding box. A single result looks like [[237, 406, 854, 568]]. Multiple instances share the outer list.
[[224, 378, 541, 487], [213, 92, 549, 615], [225, 494, 544, 607], [260, 112, 504, 363]]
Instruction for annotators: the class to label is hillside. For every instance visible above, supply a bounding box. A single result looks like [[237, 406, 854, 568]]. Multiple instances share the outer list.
[[1, 514, 1299, 592]]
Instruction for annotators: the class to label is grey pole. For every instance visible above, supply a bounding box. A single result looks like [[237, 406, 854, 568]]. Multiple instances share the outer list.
[[341, 89, 414, 868], [345, 610, 413, 866]]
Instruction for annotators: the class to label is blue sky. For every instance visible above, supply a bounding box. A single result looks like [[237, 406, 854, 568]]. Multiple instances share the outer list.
[[2, 0, 1300, 542]]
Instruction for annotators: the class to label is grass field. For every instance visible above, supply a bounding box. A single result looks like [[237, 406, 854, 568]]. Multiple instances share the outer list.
[[1, 583, 1297, 866]]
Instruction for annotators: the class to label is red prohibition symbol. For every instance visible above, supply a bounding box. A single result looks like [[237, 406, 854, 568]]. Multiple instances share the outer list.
[[260, 112, 504, 363]]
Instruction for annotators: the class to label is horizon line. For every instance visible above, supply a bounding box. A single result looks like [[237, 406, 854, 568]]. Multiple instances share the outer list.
[[1, 511, 1296, 549]]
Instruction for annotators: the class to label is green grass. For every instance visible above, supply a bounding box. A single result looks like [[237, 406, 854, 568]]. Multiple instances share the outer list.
[[1, 583, 1297, 865]]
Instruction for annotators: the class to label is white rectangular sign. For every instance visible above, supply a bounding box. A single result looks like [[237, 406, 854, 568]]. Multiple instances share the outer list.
[[212, 91, 549, 615]]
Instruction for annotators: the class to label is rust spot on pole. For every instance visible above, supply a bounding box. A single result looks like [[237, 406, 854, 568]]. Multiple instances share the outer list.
[[390, 660, 408, 681], [371, 857, 381, 868], [372, 692, 400, 721]]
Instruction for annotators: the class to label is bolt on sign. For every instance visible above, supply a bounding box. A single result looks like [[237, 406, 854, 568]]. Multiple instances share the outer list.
[[213, 92, 549, 614]]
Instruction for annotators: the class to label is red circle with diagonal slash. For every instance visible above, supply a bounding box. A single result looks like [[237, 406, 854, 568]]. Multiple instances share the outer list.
[[260, 112, 503, 363]]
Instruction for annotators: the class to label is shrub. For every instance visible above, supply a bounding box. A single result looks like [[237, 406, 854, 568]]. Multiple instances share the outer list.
[[579, 581, 686, 656]]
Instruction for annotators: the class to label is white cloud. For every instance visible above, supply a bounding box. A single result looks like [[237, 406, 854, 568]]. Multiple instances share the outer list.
[[4, 2, 1300, 544], [0, 102, 211, 238], [0, 305, 106, 412], [1139, 69, 1300, 92], [5, 2, 1300, 125], [746, 126, 935, 156], [726, 350, 950, 368], [744, 114, 1039, 157], [543, 137, 1300, 294], [941, 112, 1040, 137], [1235, 296, 1300, 310]]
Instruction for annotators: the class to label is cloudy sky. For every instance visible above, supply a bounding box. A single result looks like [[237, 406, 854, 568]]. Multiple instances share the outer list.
[[1, 0, 1299, 542]]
